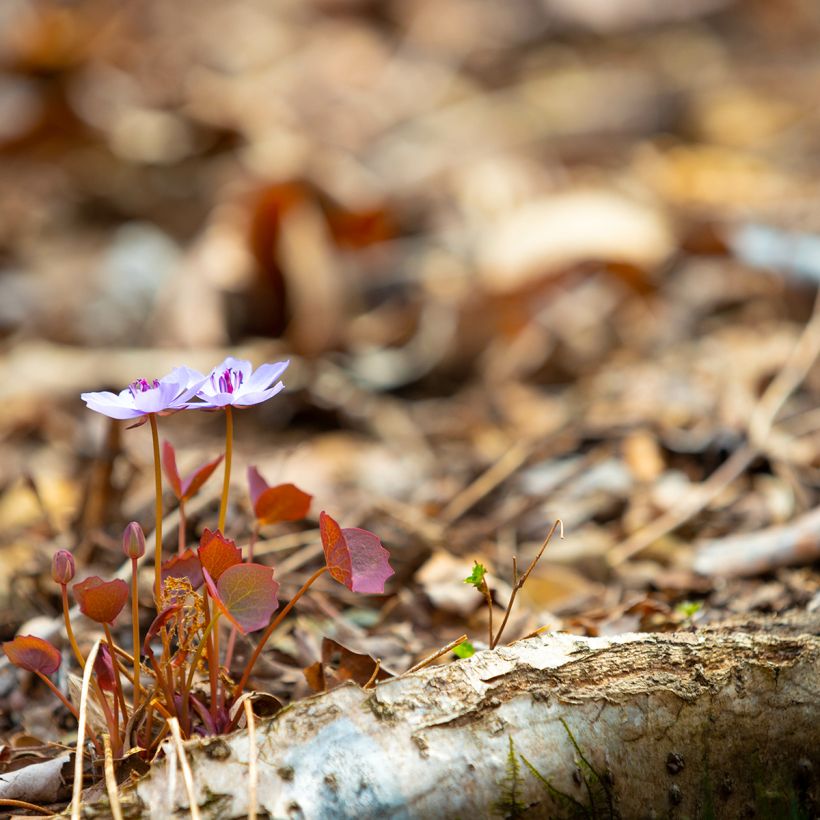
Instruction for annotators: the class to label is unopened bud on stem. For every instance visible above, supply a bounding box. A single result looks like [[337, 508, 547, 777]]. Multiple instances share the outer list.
[[51, 550, 75, 585], [123, 521, 146, 560]]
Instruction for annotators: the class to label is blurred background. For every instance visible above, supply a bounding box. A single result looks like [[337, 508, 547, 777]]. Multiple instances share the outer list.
[[2, 0, 820, 710]]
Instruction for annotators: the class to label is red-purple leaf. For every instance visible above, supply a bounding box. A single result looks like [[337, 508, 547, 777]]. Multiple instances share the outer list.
[[163, 441, 223, 502], [180, 455, 224, 501], [319, 512, 394, 594], [256, 485, 312, 526], [198, 529, 242, 582], [94, 643, 117, 692], [162, 440, 183, 498], [247, 466, 268, 509], [3, 635, 61, 675], [161, 549, 204, 589], [203, 563, 279, 635], [248, 467, 312, 525], [73, 576, 129, 624]]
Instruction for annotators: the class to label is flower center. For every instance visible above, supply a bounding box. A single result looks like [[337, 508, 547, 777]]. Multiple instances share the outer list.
[[128, 378, 160, 397], [213, 368, 244, 394]]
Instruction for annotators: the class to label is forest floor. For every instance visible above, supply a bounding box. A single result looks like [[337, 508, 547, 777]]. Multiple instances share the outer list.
[[0, 0, 819, 815]]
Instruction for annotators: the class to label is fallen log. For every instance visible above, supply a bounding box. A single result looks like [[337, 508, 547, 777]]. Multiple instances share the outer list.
[[88, 616, 819, 819]]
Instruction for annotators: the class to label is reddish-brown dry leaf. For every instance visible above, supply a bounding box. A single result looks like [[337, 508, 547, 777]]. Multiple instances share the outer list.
[[162, 440, 183, 498], [303, 661, 325, 693], [320, 637, 394, 687], [198, 529, 242, 582], [3, 635, 61, 675], [203, 563, 279, 634], [161, 549, 204, 589], [73, 576, 129, 624]]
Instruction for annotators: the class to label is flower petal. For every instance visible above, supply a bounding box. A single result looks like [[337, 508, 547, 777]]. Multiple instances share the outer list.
[[245, 360, 289, 391]]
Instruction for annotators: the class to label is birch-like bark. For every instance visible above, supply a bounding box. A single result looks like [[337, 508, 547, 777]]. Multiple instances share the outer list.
[[93, 616, 819, 819]]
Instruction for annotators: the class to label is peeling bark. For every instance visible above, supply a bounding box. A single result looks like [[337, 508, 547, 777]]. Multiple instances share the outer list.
[[88, 617, 819, 819]]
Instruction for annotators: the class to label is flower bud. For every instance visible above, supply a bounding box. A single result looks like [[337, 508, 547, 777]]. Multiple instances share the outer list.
[[51, 550, 75, 585], [122, 521, 146, 560]]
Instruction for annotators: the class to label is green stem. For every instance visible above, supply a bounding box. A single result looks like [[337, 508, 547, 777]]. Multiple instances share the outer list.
[[218, 406, 233, 532], [149, 414, 163, 605], [234, 565, 328, 697]]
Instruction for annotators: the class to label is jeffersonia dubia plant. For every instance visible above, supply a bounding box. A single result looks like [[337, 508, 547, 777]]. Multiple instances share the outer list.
[[4, 357, 394, 761]]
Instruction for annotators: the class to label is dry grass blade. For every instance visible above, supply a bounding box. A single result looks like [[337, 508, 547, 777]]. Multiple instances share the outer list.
[[0, 799, 53, 815], [439, 440, 533, 524], [406, 635, 468, 674], [243, 700, 258, 820], [611, 288, 820, 567], [71, 639, 101, 820], [363, 659, 382, 689], [102, 734, 124, 820], [167, 717, 201, 820]]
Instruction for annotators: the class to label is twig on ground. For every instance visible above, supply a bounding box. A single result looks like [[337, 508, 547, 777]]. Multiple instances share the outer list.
[[405, 635, 468, 675], [491, 520, 563, 648]]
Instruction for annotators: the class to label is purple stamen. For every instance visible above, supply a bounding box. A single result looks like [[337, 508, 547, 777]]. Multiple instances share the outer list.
[[216, 368, 243, 394], [128, 378, 160, 398]]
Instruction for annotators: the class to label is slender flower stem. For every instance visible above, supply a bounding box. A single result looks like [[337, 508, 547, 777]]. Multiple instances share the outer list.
[[60, 585, 85, 669], [218, 406, 233, 532], [234, 565, 329, 697], [149, 414, 163, 604], [103, 624, 128, 720], [130, 558, 141, 709], [36, 672, 80, 720]]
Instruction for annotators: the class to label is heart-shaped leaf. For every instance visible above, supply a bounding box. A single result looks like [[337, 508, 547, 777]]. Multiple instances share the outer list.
[[198, 529, 241, 582], [203, 563, 279, 634], [73, 576, 129, 624], [3, 635, 61, 675], [319, 512, 394, 594], [161, 549, 204, 590], [248, 467, 312, 525], [163, 441, 223, 502]]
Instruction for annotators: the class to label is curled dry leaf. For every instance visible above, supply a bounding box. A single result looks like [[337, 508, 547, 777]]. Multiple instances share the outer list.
[[93, 643, 117, 692], [247, 466, 312, 525], [3, 635, 61, 675], [197, 528, 242, 581], [162, 440, 224, 502], [203, 564, 279, 634], [73, 576, 129, 624], [319, 511, 394, 594]]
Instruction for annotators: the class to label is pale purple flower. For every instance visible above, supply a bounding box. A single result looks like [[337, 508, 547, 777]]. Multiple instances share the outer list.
[[191, 357, 289, 410], [81, 366, 206, 421]]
